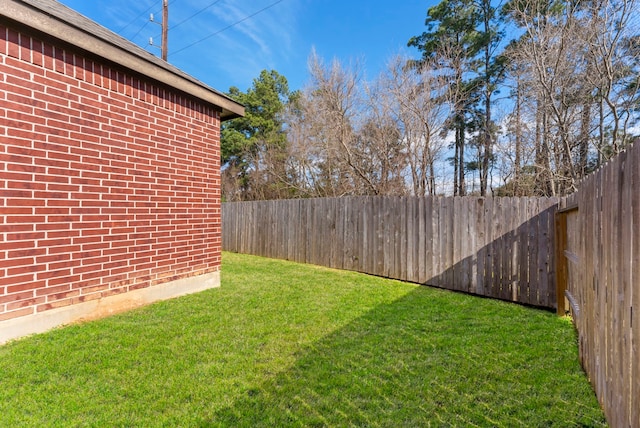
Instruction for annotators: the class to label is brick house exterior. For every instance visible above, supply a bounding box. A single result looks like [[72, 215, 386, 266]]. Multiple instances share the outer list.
[[0, 0, 244, 343]]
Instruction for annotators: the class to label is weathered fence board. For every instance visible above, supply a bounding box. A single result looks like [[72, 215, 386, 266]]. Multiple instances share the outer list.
[[632, 142, 640, 428], [223, 195, 559, 308]]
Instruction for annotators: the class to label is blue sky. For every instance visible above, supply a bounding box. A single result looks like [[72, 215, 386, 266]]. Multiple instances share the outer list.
[[57, 0, 432, 94]]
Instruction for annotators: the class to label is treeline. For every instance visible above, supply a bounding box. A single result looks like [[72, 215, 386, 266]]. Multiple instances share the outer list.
[[221, 0, 640, 201]]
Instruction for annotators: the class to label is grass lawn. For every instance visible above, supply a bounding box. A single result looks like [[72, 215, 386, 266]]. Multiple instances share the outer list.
[[0, 252, 605, 427]]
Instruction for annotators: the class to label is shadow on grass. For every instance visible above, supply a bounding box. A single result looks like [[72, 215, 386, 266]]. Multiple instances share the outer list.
[[203, 286, 605, 427]]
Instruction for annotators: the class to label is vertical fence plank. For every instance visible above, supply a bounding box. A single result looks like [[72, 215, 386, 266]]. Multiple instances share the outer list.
[[286, 200, 293, 261], [291, 199, 298, 262], [484, 196, 492, 296], [397, 197, 405, 281], [498, 197, 508, 300], [517, 198, 530, 305], [286, 199, 293, 260], [500, 198, 511, 301], [511, 197, 522, 301], [436, 197, 445, 288], [229, 202, 236, 253], [362, 196, 371, 274], [602, 157, 614, 419], [259, 201, 266, 257], [281, 200, 288, 260], [614, 151, 624, 426], [494, 197, 503, 299], [529, 199, 541, 305], [428, 196, 438, 286], [412, 197, 421, 283], [242, 202, 249, 254], [442, 197, 453, 288], [241, 202, 247, 252], [468, 198, 478, 294], [504, 198, 514, 301], [250, 201, 258, 255], [631, 144, 640, 428], [374, 197, 384, 277], [554, 210, 567, 315], [405, 197, 416, 283], [595, 166, 607, 413], [492, 197, 502, 299], [335, 198, 344, 270], [460, 197, 470, 292], [429, 196, 439, 287], [301, 199, 309, 264], [325, 198, 334, 268], [536, 202, 550, 307], [546, 200, 558, 306], [417, 197, 426, 284], [612, 151, 625, 426], [351, 197, 361, 272], [585, 178, 596, 386], [424, 196, 434, 284], [461, 197, 471, 293], [509, 198, 519, 302], [620, 150, 633, 428], [271, 201, 278, 258], [309, 198, 318, 266], [299, 199, 307, 263], [451, 197, 461, 291], [395, 196, 402, 280], [381, 196, 391, 278], [474, 198, 485, 295], [274, 200, 281, 259], [328, 198, 336, 269]]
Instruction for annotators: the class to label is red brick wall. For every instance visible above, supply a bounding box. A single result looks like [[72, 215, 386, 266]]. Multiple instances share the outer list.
[[0, 24, 222, 322]]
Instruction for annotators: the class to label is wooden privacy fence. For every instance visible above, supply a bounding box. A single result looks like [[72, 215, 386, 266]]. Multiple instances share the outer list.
[[555, 141, 639, 428], [223, 196, 559, 308]]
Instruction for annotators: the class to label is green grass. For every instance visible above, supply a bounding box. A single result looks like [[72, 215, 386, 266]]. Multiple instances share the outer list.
[[0, 252, 605, 427]]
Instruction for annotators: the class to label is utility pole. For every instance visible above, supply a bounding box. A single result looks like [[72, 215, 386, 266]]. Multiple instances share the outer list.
[[161, 0, 168, 61], [149, 1, 169, 61]]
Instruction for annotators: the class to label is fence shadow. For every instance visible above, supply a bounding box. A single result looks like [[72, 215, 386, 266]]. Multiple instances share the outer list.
[[423, 203, 558, 309], [200, 286, 603, 427]]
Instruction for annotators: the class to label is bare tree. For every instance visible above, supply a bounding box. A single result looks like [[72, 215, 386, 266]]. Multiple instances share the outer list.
[[285, 51, 412, 196], [583, 0, 640, 160], [358, 80, 408, 195], [283, 51, 368, 196], [495, 57, 540, 196], [503, 0, 640, 195], [505, 0, 594, 194], [377, 55, 452, 196]]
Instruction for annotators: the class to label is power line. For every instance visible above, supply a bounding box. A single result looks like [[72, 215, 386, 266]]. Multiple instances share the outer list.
[[169, 0, 223, 32], [130, 19, 152, 42], [170, 0, 285, 57], [117, 1, 159, 34]]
